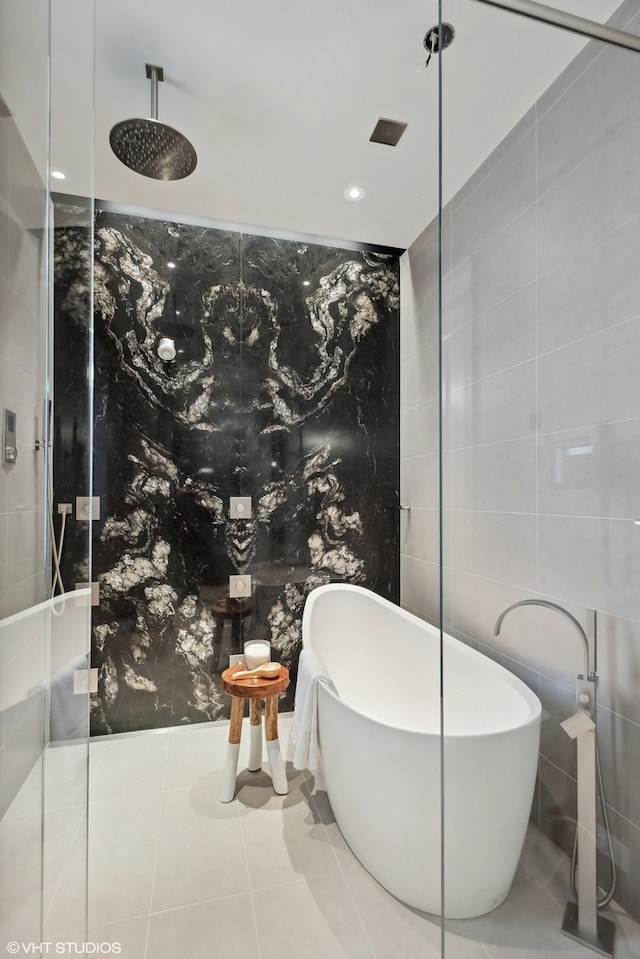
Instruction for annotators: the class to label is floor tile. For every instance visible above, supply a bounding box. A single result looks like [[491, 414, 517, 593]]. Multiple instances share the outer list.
[[0, 811, 43, 945], [89, 734, 168, 802], [43, 804, 87, 923], [42, 808, 89, 939], [88, 914, 150, 959], [3, 731, 639, 959], [609, 901, 640, 959], [147, 893, 260, 959], [151, 783, 249, 911], [3, 756, 43, 818], [341, 857, 488, 959], [465, 867, 600, 958], [252, 874, 376, 959], [44, 743, 91, 810], [86, 793, 162, 927], [163, 722, 238, 791], [238, 779, 341, 890]]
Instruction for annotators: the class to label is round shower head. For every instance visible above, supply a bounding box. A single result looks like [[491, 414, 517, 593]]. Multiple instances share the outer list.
[[110, 64, 197, 181], [110, 118, 197, 180]]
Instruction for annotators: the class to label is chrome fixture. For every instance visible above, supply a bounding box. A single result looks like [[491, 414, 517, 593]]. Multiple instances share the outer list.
[[423, 23, 455, 68], [157, 337, 177, 362], [471, 0, 640, 54], [110, 64, 197, 181], [494, 600, 616, 957], [494, 599, 591, 681]]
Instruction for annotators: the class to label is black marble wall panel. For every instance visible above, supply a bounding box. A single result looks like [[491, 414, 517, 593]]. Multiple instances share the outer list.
[[54, 207, 400, 735]]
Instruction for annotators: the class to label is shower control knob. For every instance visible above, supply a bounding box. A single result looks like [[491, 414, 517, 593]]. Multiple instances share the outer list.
[[236, 503, 245, 513]]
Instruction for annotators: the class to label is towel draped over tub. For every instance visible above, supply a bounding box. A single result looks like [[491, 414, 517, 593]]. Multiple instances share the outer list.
[[290, 647, 331, 770]]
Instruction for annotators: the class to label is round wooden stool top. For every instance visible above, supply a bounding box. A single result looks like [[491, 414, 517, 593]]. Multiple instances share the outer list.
[[221, 664, 289, 700]]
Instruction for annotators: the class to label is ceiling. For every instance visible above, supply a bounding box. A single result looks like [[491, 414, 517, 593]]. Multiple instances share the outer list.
[[9, 0, 636, 249]]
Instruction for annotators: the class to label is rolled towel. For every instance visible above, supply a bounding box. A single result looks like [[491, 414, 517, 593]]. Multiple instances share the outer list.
[[290, 647, 332, 771]]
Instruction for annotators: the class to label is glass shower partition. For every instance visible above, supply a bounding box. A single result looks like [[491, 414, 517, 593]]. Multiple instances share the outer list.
[[436, 0, 640, 955], [0, 0, 94, 951]]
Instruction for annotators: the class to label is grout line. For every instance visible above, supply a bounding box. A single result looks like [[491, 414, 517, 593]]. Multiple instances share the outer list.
[[144, 888, 253, 919], [304, 786, 380, 959], [234, 735, 264, 959], [142, 736, 170, 959], [42, 802, 88, 934]]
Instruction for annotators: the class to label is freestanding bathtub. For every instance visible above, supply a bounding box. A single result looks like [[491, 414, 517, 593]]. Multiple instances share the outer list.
[[301, 583, 541, 919]]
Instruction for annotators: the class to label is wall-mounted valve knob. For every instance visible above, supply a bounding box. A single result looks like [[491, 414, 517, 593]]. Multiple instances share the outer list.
[[230, 497, 252, 519], [229, 574, 252, 598]]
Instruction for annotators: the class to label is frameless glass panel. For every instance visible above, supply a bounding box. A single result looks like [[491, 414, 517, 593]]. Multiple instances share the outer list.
[[437, 0, 640, 955], [0, 0, 94, 951], [39, 0, 437, 955]]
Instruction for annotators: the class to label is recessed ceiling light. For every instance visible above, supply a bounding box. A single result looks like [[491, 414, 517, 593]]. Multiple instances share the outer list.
[[51, 170, 66, 180], [167, 261, 176, 269], [344, 185, 366, 201], [302, 280, 311, 287]]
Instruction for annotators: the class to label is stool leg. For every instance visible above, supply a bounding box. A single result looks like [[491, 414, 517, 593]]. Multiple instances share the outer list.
[[265, 696, 288, 795], [221, 696, 245, 803], [249, 698, 262, 772]]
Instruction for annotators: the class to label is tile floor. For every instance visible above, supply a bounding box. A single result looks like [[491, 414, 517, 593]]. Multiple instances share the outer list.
[[1, 716, 639, 959]]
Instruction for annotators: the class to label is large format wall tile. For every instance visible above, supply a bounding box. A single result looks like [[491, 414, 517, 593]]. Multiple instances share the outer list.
[[54, 208, 400, 734], [450, 510, 538, 592], [538, 515, 640, 624], [451, 204, 536, 320], [537, 215, 640, 356], [537, 420, 640, 521], [451, 359, 536, 449], [537, 317, 640, 434], [0, 112, 47, 621], [537, 39, 640, 199], [538, 112, 640, 276], [450, 282, 536, 391], [450, 437, 536, 514], [451, 127, 535, 265]]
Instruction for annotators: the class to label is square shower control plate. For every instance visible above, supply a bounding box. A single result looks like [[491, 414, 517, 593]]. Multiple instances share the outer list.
[[229, 574, 252, 598], [76, 496, 100, 521], [229, 496, 252, 519]]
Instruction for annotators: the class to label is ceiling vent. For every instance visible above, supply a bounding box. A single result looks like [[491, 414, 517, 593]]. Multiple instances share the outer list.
[[369, 117, 407, 147]]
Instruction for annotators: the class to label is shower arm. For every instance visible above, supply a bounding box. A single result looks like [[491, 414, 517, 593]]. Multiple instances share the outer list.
[[146, 63, 163, 121], [494, 599, 596, 710]]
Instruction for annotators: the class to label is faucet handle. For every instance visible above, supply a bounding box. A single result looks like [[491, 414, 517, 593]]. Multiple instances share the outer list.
[[576, 674, 597, 715]]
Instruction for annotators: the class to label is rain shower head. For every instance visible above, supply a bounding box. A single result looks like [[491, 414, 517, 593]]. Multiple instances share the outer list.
[[109, 64, 197, 181]]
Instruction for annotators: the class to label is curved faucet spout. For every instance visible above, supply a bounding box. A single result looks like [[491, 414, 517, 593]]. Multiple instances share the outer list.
[[493, 599, 591, 679]]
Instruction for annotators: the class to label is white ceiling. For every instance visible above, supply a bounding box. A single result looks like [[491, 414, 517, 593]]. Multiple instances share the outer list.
[[37, 1, 639, 247]]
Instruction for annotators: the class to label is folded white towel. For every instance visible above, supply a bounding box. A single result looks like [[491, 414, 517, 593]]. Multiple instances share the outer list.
[[290, 647, 331, 771]]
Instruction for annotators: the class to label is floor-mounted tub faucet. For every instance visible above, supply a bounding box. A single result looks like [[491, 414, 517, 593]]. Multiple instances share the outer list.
[[494, 599, 592, 687], [493, 599, 617, 958]]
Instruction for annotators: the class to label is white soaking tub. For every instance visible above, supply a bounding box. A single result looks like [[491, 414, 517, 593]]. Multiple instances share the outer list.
[[301, 583, 541, 918]]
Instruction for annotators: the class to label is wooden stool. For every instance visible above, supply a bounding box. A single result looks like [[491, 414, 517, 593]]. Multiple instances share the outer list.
[[220, 664, 289, 803]]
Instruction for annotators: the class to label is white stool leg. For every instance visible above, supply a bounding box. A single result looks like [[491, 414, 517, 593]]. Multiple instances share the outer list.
[[221, 743, 241, 803], [266, 740, 288, 795], [220, 696, 244, 803], [249, 699, 262, 772], [265, 696, 288, 795]]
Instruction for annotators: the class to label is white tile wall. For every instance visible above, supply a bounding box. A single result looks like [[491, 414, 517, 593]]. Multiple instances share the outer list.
[[0, 103, 48, 620]]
